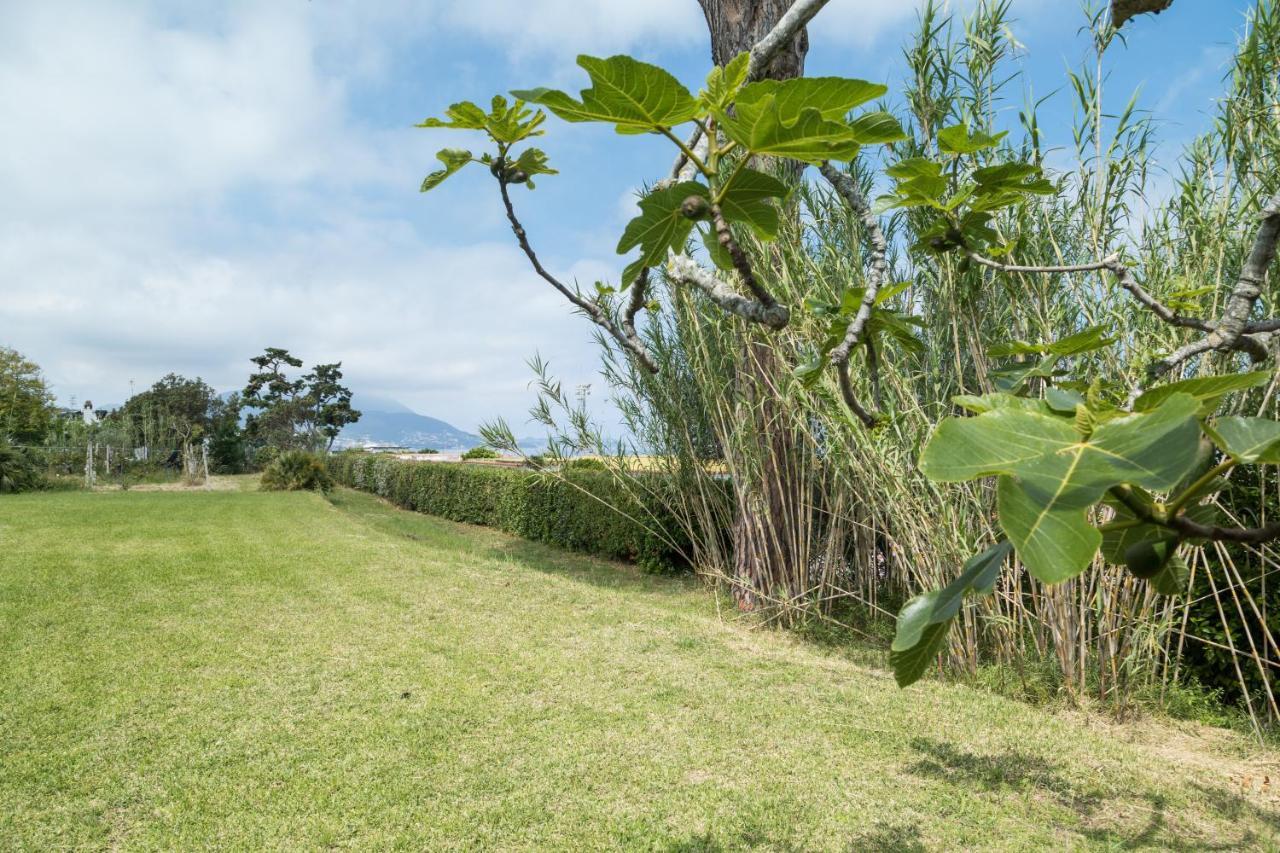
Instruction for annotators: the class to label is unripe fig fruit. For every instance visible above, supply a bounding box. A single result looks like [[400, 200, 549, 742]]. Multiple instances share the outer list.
[[1124, 538, 1177, 579], [680, 195, 711, 221]]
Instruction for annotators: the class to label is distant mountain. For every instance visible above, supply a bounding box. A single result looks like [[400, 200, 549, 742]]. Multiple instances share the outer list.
[[337, 409, 483, 450]]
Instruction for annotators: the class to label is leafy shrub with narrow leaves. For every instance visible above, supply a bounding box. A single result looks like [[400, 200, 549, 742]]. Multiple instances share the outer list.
[[0, 440, 43, 493], [260, 451, 332, 492]]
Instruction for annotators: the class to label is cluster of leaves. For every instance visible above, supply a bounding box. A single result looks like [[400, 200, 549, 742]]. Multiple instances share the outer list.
[[418, 52, 905, 286], [417, 97, 557, 192], [876, 124, 1054, 258], [794, 281, 924, 390], [891, 322, 1280, 685]]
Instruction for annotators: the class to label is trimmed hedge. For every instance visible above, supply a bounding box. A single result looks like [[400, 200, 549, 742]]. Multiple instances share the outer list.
[[327, 453, 690, 572]]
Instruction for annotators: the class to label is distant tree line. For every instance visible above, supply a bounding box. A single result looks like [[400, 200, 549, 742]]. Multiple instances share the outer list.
[[0, 344, 360, 487]]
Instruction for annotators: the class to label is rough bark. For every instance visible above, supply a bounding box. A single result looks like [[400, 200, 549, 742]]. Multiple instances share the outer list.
[[699, 0, 811, 610], [1111, 0, 1175, 29], [699, 0, 808, 79]]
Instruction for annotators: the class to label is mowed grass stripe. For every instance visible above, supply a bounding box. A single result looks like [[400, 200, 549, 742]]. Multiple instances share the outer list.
[[0, 487, 1275, 849]]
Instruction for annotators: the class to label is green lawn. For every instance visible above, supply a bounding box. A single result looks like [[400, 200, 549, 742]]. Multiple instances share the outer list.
[[2, 486, 1278, 850]]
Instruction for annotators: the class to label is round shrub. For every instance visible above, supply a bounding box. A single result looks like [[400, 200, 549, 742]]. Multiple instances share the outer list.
[[260, 451, 332, 492], [461, 446, 500, 461]]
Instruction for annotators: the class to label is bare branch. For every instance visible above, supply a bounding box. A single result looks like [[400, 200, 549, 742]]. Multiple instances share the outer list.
[[710, 203, 780, 310], [836, 361, 877, 429], [622, 267, 651, 355], [817, 161, 889, 427], [666, 252, 789, 329], [748, 0, 831, 81], [819, 163, 889, 363], [1111, 485, 1280, 545], [966, 253, 1116, 275], [496, 169, 658, 373], [967, 250, 1215, 332], [1152, 194, 1280, 375]]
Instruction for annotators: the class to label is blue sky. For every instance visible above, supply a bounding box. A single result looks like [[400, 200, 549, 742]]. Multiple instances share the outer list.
[[0, 0, 1259, 431]]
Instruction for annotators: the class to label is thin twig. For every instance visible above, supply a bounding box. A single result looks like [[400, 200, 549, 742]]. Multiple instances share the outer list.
[[496, 166, 658, 372], [710, 204, 779, 309], [1154, 193, 1280, 375]]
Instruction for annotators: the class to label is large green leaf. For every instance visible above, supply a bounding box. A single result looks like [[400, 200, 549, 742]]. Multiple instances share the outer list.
[[922, 394, 1202, 583], [420, 148, 474, 193], [890, 541, 1012, 687], [717, 168, 788, 237], [617, 181, 708, 285], [513, 55, 699, 134], [718, 94, 864, 163], [1134, 370, 1271, 417], [937, 124, 1007, 155], [1205, 416, 1280, 463], [847, 111, 908, 144], [734, 77, 887, 122]]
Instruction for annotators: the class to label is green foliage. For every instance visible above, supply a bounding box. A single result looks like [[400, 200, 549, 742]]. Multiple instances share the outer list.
[[0, 346, 55, 444], [889, 541, 1012, 687], [616, 181, 710, 284], [795, 282, 924, 388], [922, 393, 1201, 584], [421, 52, 903, 289], [241, 348, 360, 454], [514, 55, 699, 133], [874, 124, 1054, 256], [0, 439, 43, 493], [417, 96, 554, 193], [328, 453, 689, 572], [460, 446, 500, 461], [259, 451, 332, 492]]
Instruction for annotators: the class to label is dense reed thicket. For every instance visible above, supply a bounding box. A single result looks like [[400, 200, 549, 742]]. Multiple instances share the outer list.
[[481, 0, 1280, 726]]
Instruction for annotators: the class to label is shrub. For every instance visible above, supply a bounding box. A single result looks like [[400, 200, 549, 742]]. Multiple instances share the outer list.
[[562, 457, 607, 471], [461, 446, 499, 461], [252, 445, 280, 470], [327, 452, 694, 571], [0, 440, 42, 493], [261, 451, 332, 492], [418, 448, 439, 454]]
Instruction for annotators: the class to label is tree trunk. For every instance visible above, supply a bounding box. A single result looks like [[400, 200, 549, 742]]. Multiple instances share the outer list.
[[698, 0, 811, 611], [698, 0, 808, 78]]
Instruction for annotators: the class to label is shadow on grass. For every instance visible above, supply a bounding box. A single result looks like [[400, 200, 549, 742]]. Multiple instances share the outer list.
[[325, 488, 700, 600], [662, 819, 923, 852], [906, 737, 1271, 850]]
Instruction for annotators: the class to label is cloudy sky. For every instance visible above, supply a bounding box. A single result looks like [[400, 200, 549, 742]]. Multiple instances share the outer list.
[[0, 0, 1258, 432]]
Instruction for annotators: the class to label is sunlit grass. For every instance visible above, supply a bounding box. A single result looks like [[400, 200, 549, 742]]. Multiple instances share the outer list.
[[1, 486, 1276, 849]]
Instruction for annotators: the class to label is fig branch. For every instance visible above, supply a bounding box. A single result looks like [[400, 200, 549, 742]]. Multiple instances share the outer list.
[[964, 192, 1280, 376], [818, 161, 889, 427], [492, 149, 658, 373]]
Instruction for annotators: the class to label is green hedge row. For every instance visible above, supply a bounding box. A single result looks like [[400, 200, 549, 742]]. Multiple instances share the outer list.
[[327, 453, 691, 572]]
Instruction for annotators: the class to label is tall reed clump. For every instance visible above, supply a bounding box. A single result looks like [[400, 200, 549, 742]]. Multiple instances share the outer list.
[[486, 0, 1280, 724]]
